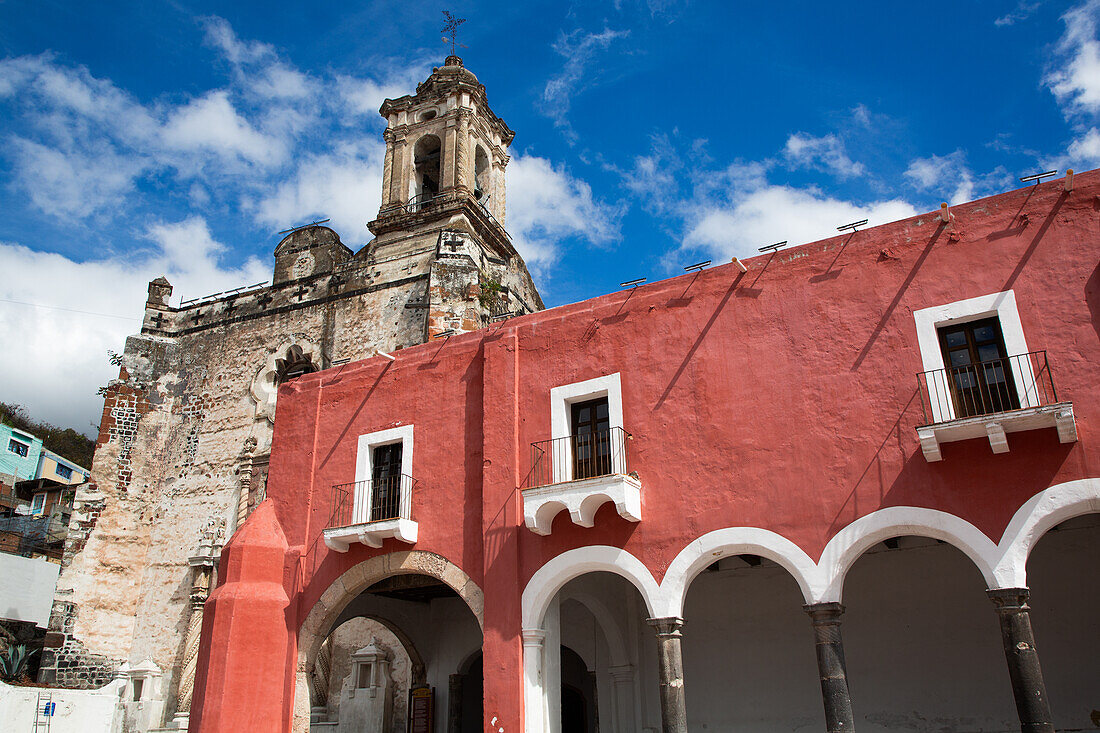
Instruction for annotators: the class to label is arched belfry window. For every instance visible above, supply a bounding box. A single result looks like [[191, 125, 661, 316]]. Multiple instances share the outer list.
[[275, 345, 316, 383], [474, 146, 490, 202], [412, 135, 442, 205]]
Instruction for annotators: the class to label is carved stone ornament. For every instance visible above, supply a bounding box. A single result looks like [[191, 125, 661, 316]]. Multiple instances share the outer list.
[[249, 338, 321, 423]]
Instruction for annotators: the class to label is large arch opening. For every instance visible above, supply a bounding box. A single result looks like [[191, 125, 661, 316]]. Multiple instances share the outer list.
[[842, 536, 1015, 731], [680, 553, 821, 730], [533, 571, 655, 733], [299, 552, 483, 733], [473, 146, 490, 203], [1024, 512, 1100, 730], [411, 135, 442, 207]]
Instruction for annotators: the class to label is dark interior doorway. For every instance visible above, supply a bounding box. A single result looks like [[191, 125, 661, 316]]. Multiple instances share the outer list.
[[560, 645, 597, 733]]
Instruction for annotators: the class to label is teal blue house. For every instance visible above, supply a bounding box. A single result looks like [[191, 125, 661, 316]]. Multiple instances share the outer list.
[[0, 423, 44, 481]]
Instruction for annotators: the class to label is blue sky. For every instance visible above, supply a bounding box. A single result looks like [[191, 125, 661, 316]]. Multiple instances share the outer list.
[[1, 0, 1098, 435]]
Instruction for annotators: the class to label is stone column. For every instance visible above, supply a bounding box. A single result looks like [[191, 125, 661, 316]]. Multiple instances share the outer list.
[[171, 519, 223, 728], [381, 128, 396, 208], [805, 602, 856, 733], [391, 135, 409, 205], [647, 617, 687, 733], [609, 664, 637, 733], [454, 109, 472, 196], [987, 588, 1055, 733], [522, 629, 547, 733]]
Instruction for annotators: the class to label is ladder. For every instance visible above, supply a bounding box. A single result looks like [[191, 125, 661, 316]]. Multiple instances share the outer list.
[[33, 690, 53, 732]]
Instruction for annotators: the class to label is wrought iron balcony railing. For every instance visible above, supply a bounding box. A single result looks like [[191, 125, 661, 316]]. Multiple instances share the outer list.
[[525, 427, 631, 490], [917, 351, 1058, 424], [328, 474, 416, 529]]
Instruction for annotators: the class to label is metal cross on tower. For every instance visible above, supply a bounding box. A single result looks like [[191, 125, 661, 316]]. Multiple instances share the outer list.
[[441, 11, 467, 57]]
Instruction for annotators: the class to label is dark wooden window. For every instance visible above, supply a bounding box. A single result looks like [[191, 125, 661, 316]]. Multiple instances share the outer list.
[[571, 398, 611, 479], [371, 443, 402, 521], [937, 317, 1019, 417]]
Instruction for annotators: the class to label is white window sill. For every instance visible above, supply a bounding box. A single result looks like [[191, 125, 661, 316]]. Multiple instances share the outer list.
[[323, 518, 418, 552], [522, 473, 641, 535], [916, 402, 1077, 462]]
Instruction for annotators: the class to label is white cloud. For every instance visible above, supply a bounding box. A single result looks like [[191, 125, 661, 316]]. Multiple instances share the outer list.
[[253, 142, 385, 238], [506, 154, 622, 271], [0, 218, 267, 435], [10, 137, 144, 219], [995, 1, 1042, 26], [903, 150, 1011, 204], [202, 16, 274, 67], [542, 27, 630, 143], [1045, 0, 1100, 117], [1066, 126, 1100, 164], [681, 185, 917, 261], [783, 132, 865, 178], [338, 65, 431, 118], [162, 91, 287, 167]]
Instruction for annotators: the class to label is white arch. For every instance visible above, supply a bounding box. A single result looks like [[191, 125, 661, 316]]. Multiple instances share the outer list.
[[559, 590, 630, 668], [660, 527, 823, 614], [819, 506, 999, 603], [993, 477, 1100, 588], [521, 546, 662, 629]]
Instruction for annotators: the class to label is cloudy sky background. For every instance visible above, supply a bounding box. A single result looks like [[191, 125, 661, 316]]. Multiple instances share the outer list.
[[1, 0, 1098, 437]]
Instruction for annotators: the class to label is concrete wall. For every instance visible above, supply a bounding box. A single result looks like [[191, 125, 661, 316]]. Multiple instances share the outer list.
[[0, 679, 124, 732], [0, 552, 60, 626]]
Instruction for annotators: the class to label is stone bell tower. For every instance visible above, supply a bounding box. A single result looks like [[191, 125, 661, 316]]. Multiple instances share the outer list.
[[368, 55, 541, 336]]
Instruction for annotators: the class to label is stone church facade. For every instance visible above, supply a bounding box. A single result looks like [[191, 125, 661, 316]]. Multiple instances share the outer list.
[[39, 56, 542, 731]]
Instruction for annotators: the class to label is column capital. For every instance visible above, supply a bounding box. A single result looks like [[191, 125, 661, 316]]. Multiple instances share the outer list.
[[647, 616, 684, 639], [804, 601, 846, 624], [988, 587, 1031, 612], [521, 628, 547, 648]]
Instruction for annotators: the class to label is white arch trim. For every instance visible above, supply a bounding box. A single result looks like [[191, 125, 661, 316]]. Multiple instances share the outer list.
[[661, 527, 823, 610], [521, 546, 662, 629], [520, 478, 1100, 621], [994, 477, 1100, 588], [818, 506, 1000, 602]]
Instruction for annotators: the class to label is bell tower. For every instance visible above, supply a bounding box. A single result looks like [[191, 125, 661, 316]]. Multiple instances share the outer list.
[[366, 55, 542, 337], [371, 55, 513, 240]]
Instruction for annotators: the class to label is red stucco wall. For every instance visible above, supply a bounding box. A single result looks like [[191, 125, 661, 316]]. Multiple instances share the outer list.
[[193, 169, 1100, 732]]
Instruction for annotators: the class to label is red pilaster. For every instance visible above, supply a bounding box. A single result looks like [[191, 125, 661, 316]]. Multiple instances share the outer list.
[[480, 331, 525, 731], [189, 501, 293, 733]]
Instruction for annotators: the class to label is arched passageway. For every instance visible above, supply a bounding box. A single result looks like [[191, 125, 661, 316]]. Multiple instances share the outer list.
[[681, 553, 821, 730], [843, 536, 1015, 731], [1025, 513, 1100, 730], [532, 571, 654, 733], [299, 553, 483, 733]]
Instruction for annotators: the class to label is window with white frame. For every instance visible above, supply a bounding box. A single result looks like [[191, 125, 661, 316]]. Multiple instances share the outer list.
[[353, 425, 414, 525], [55, 464, 73, 480], [914, 290, 1039, 423], [8, 439, 29, 457], [548, 373, 626, 483], [30, 493, 46, 515]]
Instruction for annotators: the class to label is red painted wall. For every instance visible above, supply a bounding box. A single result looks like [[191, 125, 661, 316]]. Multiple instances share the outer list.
[[194, 170, 1100, 731]]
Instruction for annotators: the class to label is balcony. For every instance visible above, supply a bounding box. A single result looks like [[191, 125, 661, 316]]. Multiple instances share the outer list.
[[521, 427, 641, 535], [322, 475, 418, 552], [915, 351, 1077, 461]]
